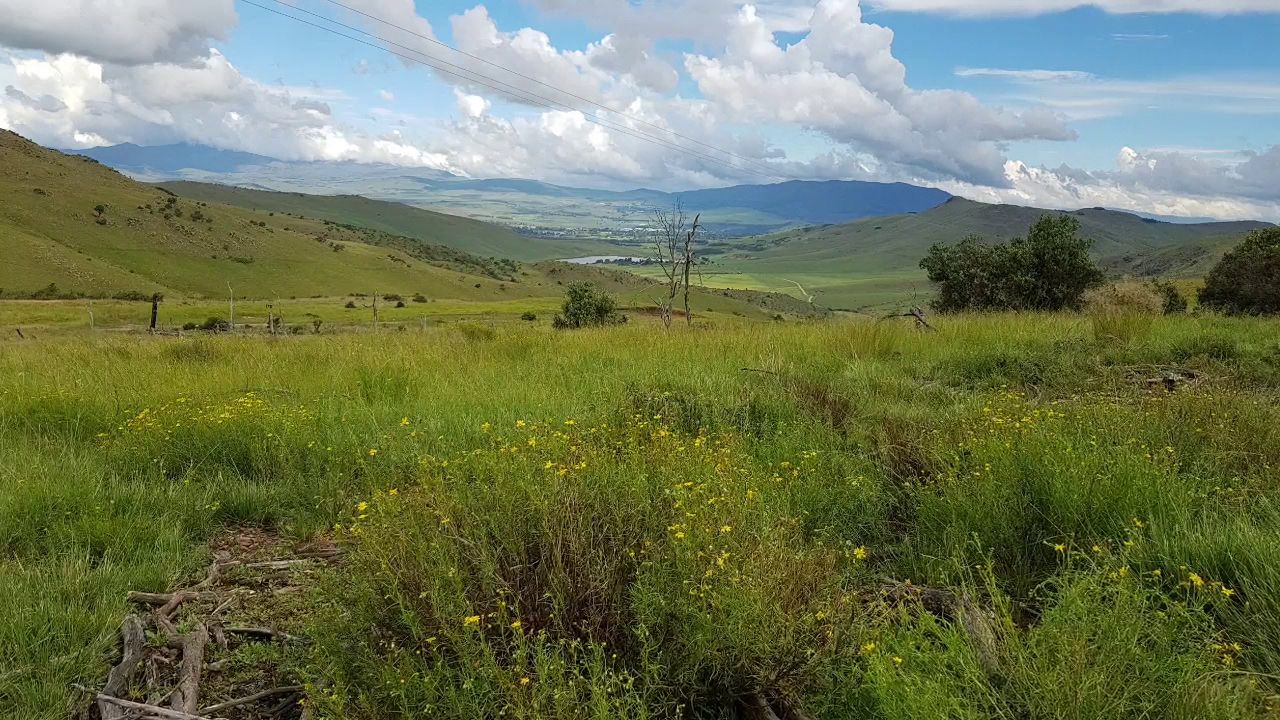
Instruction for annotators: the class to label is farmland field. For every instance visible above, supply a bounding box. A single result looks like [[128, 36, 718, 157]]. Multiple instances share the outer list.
[[5, 315, 1280, 719]]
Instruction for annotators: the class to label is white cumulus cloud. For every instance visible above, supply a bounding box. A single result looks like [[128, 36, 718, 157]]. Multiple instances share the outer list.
[[0, 0, 237, 65]]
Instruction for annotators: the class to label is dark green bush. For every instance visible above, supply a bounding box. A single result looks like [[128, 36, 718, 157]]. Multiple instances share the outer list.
[[920, 215, 1104, 313], [1199, 228, 1280, 315], [553, 282, 624, 329], [1150, 281, 1188, 314]]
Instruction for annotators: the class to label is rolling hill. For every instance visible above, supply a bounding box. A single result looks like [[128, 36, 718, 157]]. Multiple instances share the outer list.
[[690, 197, 1273, 309], [2, 131, 816, 321], [730, 198, 1270, 274]]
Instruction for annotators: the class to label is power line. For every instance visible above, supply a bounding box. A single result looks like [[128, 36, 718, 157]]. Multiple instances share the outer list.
[[314, 0, 782, 175], [236, 0, 785, 182]]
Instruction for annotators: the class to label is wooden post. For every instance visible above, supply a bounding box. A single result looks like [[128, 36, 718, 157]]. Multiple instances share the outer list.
[[372, 291, 379, 328], [227, 283, 235, 332], [149, 296, 159, 332], [267, 303, 275, 336], [87, 301, 94, 329]]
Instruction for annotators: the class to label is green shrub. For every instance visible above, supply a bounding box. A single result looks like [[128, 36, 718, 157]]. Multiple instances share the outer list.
[[1151, 280, 1189, 314], [920, 215, 1104, 313], [553, 282, 625, 329], [520, 311, 538, 321], [1199, 227, 1280, 315]]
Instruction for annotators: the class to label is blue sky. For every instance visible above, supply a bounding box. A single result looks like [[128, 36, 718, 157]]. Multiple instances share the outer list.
[[2, 0, 1279, 219]]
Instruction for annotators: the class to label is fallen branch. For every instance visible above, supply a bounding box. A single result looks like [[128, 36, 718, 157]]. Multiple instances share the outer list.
[[99, 615, 148, 720], [242, 558, 317, 570], [224, 626, 299, 642], [72, 686, 219, 720], [880, 306, 936, 331], [170, 624, 209, 716], [199, 685, 305, 714], [127, 591, 217, 606]]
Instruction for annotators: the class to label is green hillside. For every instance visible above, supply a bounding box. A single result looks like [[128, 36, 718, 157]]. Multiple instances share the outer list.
[[0, 131, 539, 300], [1, 131, 816, 323], [697, 197, 1270, 309], [158, 181, 614, 261]]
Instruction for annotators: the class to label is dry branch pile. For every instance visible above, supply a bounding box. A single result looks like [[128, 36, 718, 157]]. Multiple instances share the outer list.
[[80, 534, 341, 720]]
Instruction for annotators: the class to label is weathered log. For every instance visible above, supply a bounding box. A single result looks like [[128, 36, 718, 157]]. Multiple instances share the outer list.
[[99, 615, 147, 720], [169, 624, 209, 716]]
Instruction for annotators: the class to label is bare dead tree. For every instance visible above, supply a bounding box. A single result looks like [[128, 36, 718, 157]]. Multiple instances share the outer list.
[[681, 213, 701, 326], [650, 199, 689, 329]]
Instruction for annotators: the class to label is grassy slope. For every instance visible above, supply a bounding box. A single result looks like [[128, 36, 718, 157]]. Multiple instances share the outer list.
[[702, 198, 1270, 309], [5, 317, 1280, 718], [3, 131, 810, 320], [159, 181, 611, 261], [0, 131, 533, 300]]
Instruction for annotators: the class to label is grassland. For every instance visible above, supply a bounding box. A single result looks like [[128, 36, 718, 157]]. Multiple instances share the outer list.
[[5, 313, 1280, 719]]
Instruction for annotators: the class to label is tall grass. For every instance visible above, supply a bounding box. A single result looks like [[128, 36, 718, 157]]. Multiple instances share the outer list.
[[2, 315, 1280, 718]]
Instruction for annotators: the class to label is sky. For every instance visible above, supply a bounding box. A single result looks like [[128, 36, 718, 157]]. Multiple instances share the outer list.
[[1, 0, 1279, 220]]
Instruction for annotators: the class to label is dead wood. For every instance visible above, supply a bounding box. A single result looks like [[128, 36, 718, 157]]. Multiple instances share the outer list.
[[169, 624, 209, 716], [880, 306, 936, 331], [99, 615, 147, 720], [224, 626, 299, 642], [127, 591, 217, 606], [199, 685, 305, 714], [73, 686, 219, 720]]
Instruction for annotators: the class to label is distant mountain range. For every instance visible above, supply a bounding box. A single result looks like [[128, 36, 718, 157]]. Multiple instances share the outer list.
[[69, 142, 951, 235]]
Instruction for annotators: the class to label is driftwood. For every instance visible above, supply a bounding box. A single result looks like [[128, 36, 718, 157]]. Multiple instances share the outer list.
[[199, 685, 304, 714]]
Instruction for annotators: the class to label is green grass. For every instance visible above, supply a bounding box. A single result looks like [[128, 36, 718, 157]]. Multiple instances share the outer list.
[[4, 314, 1280, 718]]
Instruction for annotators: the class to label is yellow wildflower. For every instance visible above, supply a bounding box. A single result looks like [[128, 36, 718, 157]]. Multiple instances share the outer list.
[[400, 417, 410, 427], [464, 615, 481, 627], [853, 546, 868, 561], [368, 448, 378, 456], [1053, 543, 1067, 553], [519, 677, 531, 686], [860, 642, 877, 655], [510, 620, 523, 630], [1190, 573, 1205, 588]]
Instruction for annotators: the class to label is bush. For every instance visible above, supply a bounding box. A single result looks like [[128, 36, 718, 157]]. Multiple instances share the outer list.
[[412, 293, 428, 303], [1150, 281, 1188, 314], [395, 300, 406, 309], [520, 311, 538, 322], [344, 300, 358, 309], [920, 215, 1104, 313], [553, 282, 625, 329], [383, 294, 402, 302], [1199, 228, 1280, 315]]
